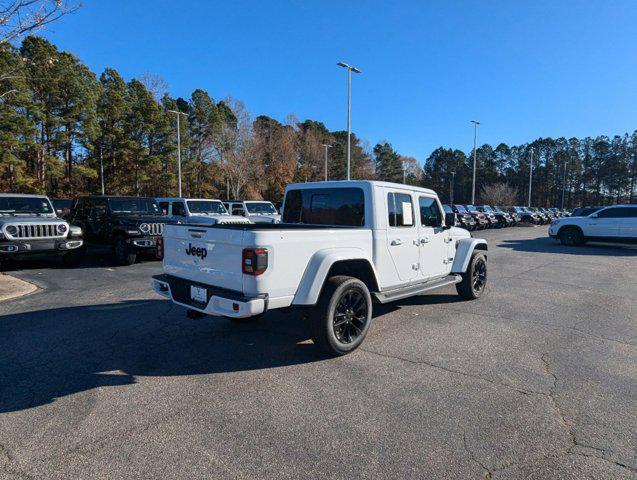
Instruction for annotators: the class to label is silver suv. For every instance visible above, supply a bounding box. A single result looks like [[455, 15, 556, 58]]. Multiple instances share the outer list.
[[0, 194, 84, 267]]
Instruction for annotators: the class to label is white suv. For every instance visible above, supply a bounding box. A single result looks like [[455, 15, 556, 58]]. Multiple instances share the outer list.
[[223, 200, 281, 224], [549, 204, 637, 245]]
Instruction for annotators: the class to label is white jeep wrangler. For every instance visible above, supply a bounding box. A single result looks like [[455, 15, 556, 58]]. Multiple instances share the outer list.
[[152, 181, 488, 355]]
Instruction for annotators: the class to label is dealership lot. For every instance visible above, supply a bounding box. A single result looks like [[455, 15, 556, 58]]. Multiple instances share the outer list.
[[0, 228, 635, 479]]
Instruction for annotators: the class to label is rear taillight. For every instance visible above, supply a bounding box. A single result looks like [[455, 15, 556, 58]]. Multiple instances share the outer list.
[[156, 237, 164, 260], [242, 248, 268, 275]]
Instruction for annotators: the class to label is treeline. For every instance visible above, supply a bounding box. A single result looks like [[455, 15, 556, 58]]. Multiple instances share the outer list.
[[423, 136, 637, 207], [1, 37, 636, 207]]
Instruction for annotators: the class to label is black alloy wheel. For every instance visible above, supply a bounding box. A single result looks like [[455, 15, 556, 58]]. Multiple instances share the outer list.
[[333, 289, 369, 345]]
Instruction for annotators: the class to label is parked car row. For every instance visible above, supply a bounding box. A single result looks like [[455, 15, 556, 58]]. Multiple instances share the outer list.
[[440, 203, 569, 230], [0, 193, 281, 268]]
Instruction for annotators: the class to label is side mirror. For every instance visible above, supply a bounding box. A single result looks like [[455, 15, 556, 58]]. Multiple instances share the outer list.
[[444, 212, 456, 229]]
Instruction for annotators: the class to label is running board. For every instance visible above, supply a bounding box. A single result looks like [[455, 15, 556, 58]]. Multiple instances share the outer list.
[[373, 275, 462, 304]]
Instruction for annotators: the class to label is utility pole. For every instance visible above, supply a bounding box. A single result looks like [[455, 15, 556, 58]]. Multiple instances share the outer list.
[[322, 144, 332, 181], [168, 109, 188, 197], [561, 161, 568, 209], [450, 171, 456, 203], [471, 120, 480, 204], [528, 147, 534, 207], [99, 146, 105, 195], [337, 62, 361, 181]]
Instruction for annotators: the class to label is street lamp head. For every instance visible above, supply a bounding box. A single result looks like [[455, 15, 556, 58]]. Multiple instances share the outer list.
[[471, 120, 480, 125], [351, 67, 361, 74], [322, 144, 332, 148], [337, 62, 349, 68]]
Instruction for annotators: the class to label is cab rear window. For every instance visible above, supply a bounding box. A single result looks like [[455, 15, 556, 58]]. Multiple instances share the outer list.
[[283, 188, 365, 226]]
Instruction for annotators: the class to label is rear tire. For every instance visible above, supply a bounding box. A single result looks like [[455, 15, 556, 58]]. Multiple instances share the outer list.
[[559, 227, 584, 246], [115, 237, 137, 265], [456, 252, 487, 300], [311, 275, 372, 356]]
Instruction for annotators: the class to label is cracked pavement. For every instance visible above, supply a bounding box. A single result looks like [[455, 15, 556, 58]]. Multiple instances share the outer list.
[[0, 228, 635, 479]]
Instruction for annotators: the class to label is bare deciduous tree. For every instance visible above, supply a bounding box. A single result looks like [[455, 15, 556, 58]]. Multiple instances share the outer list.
[[479, 182, 518, 205], [139, 71, 168, 102], [1, 1, 80, 44]]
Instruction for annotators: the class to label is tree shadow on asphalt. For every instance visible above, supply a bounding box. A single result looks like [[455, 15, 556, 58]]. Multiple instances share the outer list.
[[0, 292, 465, 414], [497, 237, 637, 256]]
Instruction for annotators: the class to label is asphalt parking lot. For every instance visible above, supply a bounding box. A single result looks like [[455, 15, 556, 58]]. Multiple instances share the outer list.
[[1, 227, 635, 480]]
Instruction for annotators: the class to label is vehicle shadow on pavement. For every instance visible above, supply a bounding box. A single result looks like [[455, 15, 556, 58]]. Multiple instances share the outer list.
[[0, 300, 326, 413], [498, 237, 637, 256], [0, 247, 160, 272]]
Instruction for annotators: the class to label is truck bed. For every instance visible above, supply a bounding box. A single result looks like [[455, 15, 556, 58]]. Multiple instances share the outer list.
[[179, 223, 365, 230]]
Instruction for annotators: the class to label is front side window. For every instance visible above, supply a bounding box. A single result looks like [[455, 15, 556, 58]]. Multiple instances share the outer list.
[[187, 200, 227, 215], [245, 202, 277, 214], [0, 196, 54, 215], [419, 197, 443, 227], [388, 192, 414, 227], [109, 198, 162, 215], [283, 188, 365, 226], [158, 202, 169, 215], [172, 202, 186, 216]]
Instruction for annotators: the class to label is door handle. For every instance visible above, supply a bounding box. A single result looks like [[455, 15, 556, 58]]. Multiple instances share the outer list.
[[390, 239, 403, 246], [420, 237, 430, 244]]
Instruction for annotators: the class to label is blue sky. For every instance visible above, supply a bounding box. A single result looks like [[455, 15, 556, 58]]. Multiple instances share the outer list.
[[42, 0, 637, 161]]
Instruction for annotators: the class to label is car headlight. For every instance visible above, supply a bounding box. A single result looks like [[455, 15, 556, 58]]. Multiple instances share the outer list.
[[139, 223, 150, 234], [6, 225, 18, 236], [56, 224, 68, 234]]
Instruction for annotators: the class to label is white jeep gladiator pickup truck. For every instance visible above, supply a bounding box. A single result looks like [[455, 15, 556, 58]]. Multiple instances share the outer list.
[[152, 181, 488, 355]]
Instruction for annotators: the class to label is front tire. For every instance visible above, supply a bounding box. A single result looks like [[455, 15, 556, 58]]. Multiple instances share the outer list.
[[311, 275, 372, 356], [115, 237, 137, 265], [559, 227, 584, 246], [456, 252, 487, 300]]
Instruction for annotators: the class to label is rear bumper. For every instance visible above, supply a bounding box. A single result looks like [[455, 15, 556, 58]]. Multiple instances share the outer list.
[[151, 274, 267, 318], [0, 238, 83, 255]]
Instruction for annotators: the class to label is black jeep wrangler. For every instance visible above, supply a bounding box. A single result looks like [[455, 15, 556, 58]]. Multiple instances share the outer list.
[[68, 196, 165, 265]]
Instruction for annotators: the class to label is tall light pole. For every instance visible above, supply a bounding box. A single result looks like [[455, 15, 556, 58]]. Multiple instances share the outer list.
[[337, 62, 361, 181], [99, 146, 105, 195], [471, 120, 480, 204], [450, 171, 456, 203], [561, 160, 568, 209], [528, 147, 534, 207], [322, 144, 332, 181], [168, 109, 188, 197]]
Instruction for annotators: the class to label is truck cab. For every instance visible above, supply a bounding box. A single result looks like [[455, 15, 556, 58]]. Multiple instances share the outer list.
[[223, 200, 281, 224], [152, 181, 487, 356], [156, 197, 251, 225]]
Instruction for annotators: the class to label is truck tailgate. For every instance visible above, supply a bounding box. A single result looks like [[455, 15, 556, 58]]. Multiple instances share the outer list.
[[162, 224, 245, 293]]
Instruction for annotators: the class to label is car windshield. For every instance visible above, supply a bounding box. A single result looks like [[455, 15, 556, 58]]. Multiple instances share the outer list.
[[187, 200, 227, 215], [466, 205, 476, 211], [481, 206, 494, 212], [455, 205, 467, 212], [492, 206, 503, 212], [109, 198, 162, 215], [442, 205, 453, 213], [0, 196, 53, 215], [245, 202, 277, 214]]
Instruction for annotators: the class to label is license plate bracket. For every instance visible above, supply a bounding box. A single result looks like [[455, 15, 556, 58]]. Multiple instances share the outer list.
[[190, 285, 207, 304]]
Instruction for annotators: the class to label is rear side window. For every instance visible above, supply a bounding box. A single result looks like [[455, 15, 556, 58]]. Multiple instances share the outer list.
[[388, 192, 414, 227], [598, 207, 637, 218], [419, 197, 443, 227], [283, 188, 365, 226]]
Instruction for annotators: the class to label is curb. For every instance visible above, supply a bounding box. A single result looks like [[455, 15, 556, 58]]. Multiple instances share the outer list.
[[0, 273, 38, 302]]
